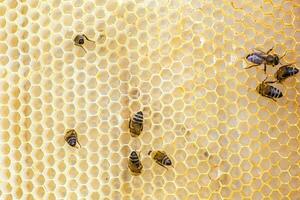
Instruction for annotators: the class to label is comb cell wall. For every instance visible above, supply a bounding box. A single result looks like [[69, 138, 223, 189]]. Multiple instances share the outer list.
[[0, 0, 300, 200]]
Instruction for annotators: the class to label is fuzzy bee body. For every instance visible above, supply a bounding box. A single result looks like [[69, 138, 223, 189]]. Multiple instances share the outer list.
[[74, 34, 94, 53], [64, 129, 81, 148], [256, 78, 283, 101], [245, 47, 285, 73], [129, 111, 143, 137], [148, 150, 173, 169], [274, 64, 299, 82], [128, 151, 143, 175]]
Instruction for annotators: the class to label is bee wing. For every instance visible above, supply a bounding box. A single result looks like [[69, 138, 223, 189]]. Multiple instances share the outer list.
[[64, 129, 72, 140], [280, 63, 296, 68], [250, 49, 268, 58]]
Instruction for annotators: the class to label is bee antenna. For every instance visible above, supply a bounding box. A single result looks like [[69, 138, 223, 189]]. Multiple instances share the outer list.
[[80, 45, 87, 53], [148, 150, 152, 155], [82, 34, 95, 43], [279, 51, 287, 59]]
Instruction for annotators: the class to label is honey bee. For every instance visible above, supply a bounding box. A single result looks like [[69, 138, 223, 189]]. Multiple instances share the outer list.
[[274, 64, 298, 83], [256, 77, 283, 102], [245, 47, 286, 73], [74, 34, 95, 53], [148, 150, 173, 169], [129, 111, 143, 137], [128, 151, 143, 175], [64, 129, 81, 148]]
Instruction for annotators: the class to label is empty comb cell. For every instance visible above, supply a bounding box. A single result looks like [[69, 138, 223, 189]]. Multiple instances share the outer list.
[[0, 0, 299, 200]]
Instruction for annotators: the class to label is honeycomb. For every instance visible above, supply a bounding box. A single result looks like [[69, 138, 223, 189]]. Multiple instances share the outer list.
[[0, 0, 300, 199]]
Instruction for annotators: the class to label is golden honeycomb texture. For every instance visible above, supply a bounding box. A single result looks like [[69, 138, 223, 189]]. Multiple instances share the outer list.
[[0, 0, 300, 199]]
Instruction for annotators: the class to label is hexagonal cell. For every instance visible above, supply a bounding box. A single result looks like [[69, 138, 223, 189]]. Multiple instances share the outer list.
[[0, 0, 299, 199]]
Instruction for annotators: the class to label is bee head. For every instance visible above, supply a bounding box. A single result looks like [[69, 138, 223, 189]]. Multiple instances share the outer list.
[[273, 55, 280, 65]]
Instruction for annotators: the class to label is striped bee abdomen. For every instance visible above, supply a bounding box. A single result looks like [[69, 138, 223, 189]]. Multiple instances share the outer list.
[[65, 129, 81, 148], [286, 67, 299, 76], [67, 137, 77, 147], [130, 151, 140, 164], [267, 85, 283, 98], [128, 151, 143, 174], [282, 67, 299, 78], [276, 66, 299, 81], [129, 111, 144, 137], [246, 53, 264, 64], [151, 150, 173, 169], [132, 111, 143, 124], [162, 155, 172, 166]]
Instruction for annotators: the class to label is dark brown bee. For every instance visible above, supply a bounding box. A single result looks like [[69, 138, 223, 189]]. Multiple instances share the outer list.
[[148, 150, 173, 169], [256, 77, 283, 102], [64, 129, 81, 148], [274, 64, 298, 83], [245, 47, 286, 73], [129, 111, 143, 137], [128, 151, 143, 175], [74, 34, 95, 53]]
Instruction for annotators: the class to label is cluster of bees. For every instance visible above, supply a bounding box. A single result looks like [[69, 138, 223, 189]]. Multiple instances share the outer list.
[[128, 111, 173, 175], [245, 47, 298, 101], [65, 35, 172, 175], [67, 36, 299, 175], [65, 111, 172, 175]]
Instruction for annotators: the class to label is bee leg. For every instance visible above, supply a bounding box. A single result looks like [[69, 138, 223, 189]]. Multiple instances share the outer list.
[[270, 97, 277, 102], [75, 43, 87, 53], [141, 124, 143, 131], [262, 76, 268, 83], [277, 80, 282, 84], [244, 64, 260, 69], [265, 80, 277, 84], [156, 161, 168, 170], [77, 140, 82, 148], [129, 119, 132, 129], [264, 64, 267, 73], [82, 34, 95, 43]]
